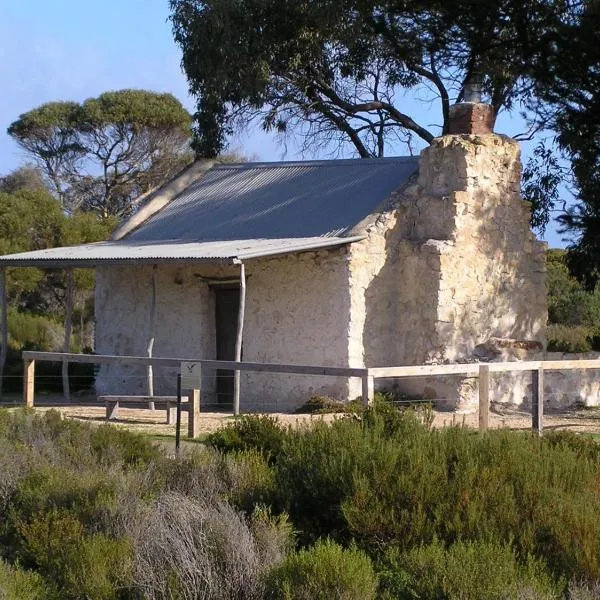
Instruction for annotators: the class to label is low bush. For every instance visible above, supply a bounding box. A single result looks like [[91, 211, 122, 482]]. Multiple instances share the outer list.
[[258, 408, 600, 580], [207, 414, 287, 463], [0, 559, 52, 600], [379, 538, 561, 600], [264, 538, 377, 600], [546, 324, 594, 353], [16, 509, 133, 600], [157, 447, 276, 513], [122, 491, 290, 600], [295, 395, 362, 414]]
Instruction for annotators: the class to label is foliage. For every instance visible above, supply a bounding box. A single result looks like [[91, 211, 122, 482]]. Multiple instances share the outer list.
[[0, 410, 290, 599], [0, 559, 52, 600], [16, 509, 133, 600], [547, 325, 593, 353], [379, 538, 560, 600], [522, 139, 569, 235], [8, 89, 192, 217], [213, 407, 600, 582], [6, 309, 62, 353], [6, 408, 600, 597], [207, 414, 287, 462], [0, 183, 115, 392], [546, 250, 600, 352], [0, 166, 48, 195], [169, 0, 581, 158], [530, 1, 600, 288], [265, 538, 377, 600], [295, 395, 363, 414]]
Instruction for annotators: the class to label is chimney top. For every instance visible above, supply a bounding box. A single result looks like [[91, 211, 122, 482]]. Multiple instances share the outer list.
[[447, 102, 496, 135]]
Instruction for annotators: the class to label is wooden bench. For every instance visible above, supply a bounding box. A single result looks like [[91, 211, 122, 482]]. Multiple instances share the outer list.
[[99, 396, 183, 424]]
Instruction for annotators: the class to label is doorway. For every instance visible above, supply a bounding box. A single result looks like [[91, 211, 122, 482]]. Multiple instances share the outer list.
[[214, 287, 240, 407]]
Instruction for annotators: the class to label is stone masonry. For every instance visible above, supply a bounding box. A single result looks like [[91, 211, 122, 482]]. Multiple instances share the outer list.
[[347, 133, 547, 408], [94, 131, 548, 412]]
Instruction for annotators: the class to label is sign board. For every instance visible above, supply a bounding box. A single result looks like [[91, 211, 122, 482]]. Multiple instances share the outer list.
[[180, 361, 201, 389]]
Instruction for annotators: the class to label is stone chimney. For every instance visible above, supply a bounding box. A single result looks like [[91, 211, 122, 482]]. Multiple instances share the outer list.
[[447, 82, 496, 135]]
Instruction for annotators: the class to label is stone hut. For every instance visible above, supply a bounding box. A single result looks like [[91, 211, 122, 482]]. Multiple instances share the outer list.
[[0, 101, 547, 412]]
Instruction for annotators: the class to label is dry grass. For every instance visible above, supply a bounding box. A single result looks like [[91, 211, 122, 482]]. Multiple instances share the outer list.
[[5, 393, 600, 438]]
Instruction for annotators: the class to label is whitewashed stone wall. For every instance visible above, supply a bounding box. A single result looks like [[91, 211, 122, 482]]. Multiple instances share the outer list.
[[241, 250, 353, 411], [492, 352, 600, 410], [95, 264, 219, 397], [95, 250, 353, 411], [347, 134, 547, 408], [94, 133, 549, 412]]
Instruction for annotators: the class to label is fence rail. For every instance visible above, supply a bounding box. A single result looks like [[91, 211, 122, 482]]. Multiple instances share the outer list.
[[20, 351, 600, 437]]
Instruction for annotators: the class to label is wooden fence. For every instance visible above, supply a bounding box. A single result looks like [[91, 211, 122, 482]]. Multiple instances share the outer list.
[[20, 351, 600, 437]]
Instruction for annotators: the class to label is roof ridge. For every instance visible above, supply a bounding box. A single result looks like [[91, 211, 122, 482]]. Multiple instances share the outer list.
[[212, 156, 419, 169]]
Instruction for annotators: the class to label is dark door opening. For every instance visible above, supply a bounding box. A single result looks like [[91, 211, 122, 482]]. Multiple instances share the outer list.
[[214, 287, 240, 407]]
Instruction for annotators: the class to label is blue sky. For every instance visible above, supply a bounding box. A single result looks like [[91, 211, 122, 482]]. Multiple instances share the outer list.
[[0, 0, 566, 246]]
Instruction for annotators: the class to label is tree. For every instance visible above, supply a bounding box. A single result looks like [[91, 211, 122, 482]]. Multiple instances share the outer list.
[[546, 249, 600, 352], [169, 0, 581, 158], [0, 185, 115, 354], [8, 90, 193, 218], [530, 1, 600, 288], [0, 166, 49, 195]]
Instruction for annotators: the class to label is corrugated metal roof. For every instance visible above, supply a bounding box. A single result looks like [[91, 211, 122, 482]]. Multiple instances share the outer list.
[[0, 156, 417, 267], [0, 237, 365, 268], [126, 156, 418, 242]]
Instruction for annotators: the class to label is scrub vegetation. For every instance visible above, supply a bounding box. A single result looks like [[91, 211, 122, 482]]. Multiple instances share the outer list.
[[3, 404, 600, 598]]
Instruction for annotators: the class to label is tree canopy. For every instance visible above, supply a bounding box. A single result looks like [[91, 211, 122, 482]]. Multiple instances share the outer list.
[[533, 1, 600, 288], [8, 90, 193, 218], [169, 0, 582, 158]]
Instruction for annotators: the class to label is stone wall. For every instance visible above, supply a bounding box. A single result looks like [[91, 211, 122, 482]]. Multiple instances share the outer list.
[[240, 250, 353, 411], [95, 264, 219, 397], [347, 134, 547, 409], [492, 352, 600, 410], [95, 249, 353, 411]]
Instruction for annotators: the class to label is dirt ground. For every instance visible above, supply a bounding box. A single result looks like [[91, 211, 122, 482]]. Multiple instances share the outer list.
[[4, 393, 600, 438]]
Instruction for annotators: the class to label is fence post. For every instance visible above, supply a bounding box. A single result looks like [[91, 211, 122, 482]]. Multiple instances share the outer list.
[[187, 389, 201, 438], [532, 367, 544, 435], [24, 359, 35, 407], [478, 364, 490, 432], [361, 371, 374, 405]]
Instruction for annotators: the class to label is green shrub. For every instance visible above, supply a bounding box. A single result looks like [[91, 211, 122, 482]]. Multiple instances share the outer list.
[[207, 415, 287, 462], [16, 509, 133, 600], [0, 559, 53, 600], [273, 409, 429, 542], [547, 324, 594, 353], [7, 309, 62, 353], [8, 466, 117, 533], [0, 410, 160, 470], [265, 538, 377, 600], [266, 410, 600, 580], [379, 538, 560, 600], [295, 395, 362, 414], [158, 447, 277, 512]]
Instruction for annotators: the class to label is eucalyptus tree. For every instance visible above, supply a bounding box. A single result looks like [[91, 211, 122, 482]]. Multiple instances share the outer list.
[[8, 90, 193, 218], [169, 0, 581, 158]]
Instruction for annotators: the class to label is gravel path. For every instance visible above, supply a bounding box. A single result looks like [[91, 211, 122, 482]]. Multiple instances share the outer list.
[[5, 395, 600, 437]]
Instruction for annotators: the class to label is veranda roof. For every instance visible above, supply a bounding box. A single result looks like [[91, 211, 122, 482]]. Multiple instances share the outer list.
[[0, 236, 365, 268], [0, 155, 418, 268]]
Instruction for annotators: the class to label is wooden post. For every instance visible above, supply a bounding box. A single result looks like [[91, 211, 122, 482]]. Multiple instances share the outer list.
[[24, 359, 35, 407], [0, 268, 7, 401], [361, 372, 375, 405], [146, 266, 157, 410], [532, 367, 544, 435], [478, 364, 490, 432], [233, 262, 246, 416], [188, 388, 201, 438], [62, 269, 73, 403]]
